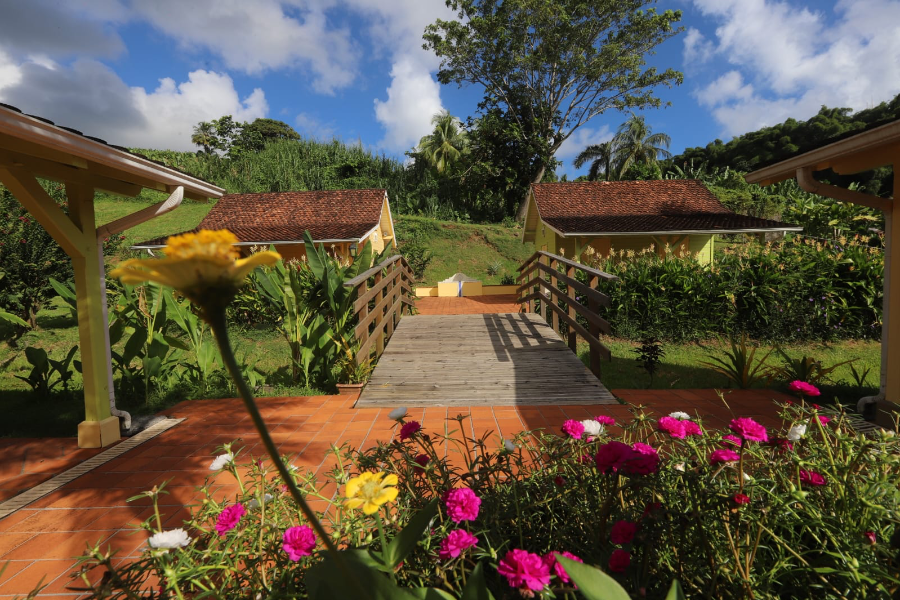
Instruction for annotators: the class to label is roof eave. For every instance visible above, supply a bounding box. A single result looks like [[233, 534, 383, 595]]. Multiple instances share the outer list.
[[555, 227, 804, 237]]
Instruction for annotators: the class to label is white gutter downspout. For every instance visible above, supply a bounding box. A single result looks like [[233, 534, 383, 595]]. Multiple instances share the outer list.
[[796, 168, 891, 415], [94, 186, 185, 431]]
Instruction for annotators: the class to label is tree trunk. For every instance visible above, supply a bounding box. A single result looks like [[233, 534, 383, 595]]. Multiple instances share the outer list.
[[515, 163, 547, 221]]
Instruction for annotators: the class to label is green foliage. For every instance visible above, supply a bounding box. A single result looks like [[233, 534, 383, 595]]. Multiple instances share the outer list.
[[849, 362, 873, 388], [766, 350, 856, 385], [416, 111, 469, 174], [700, 334, 773, 389], [576, 113, 672, 181], [14, 345, 78, 397], [633, 336, 665, 387]]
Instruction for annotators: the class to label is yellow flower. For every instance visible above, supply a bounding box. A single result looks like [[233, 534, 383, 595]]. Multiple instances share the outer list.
[[110, 230, 280, 311], [344, 472, 399, 515]]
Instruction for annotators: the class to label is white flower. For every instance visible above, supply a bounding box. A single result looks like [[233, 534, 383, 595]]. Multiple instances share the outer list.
[[668, 411, 691, 420], [247, 493, 274, 510], [787, 424, 807, 441], [209, 453, 234, 471], [743, 472, 753, 482], [673, 462, 685, 472], [388, 407, 408, 421], [580, 419, 604, 437], [503, 439, 516, 452], [148, 528, 191, 549]]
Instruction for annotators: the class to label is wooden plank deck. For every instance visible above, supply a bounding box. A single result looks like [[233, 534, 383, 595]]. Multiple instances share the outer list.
[[356, 313, 617, 407]]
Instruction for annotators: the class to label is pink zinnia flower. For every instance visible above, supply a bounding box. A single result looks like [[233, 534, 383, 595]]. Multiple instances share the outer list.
[[610, 520, 638, 545], [595, 415, 616, 426], [497, 549, 551, 592], [413, 453, 429, 474], [709, 449, 740, 464], [799, 469, 827, 486], [282, 525, 316, 560], [729, 418, 768, 442], [438, 529, 478, 560], [625, 443, 659, 476], [595, 441, 633, 473], [542, 551, 582, 585], [721, 435, 742, 446], [657, 416, 686, 439], [733, 493, 750, 506], [682, 420, 703, 437], [788, 380, 821, 397], [561, 420, 585, 440], [864, 531, 876, 545], [400, 420, 421, 440], [608, 549, 631, 573], [444, 488, 481, 523], [215, 503, 246, 536], [817, 415, 831, 425]]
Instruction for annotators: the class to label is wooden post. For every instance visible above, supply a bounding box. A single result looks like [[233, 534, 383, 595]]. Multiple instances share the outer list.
[[540, 254, 549, 323], [386, 262, 396, 340], [878, 157, 900, 426], [566, 264, 577, 353], [374, 271, 385, 357], [356, 280, 369, 366], [588, 274, 601, 378], [549, 257, 559, 334]]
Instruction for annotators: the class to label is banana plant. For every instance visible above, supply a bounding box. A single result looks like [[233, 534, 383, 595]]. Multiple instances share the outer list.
[[14, 345, 79, 397], [165, 290, 222, 391]]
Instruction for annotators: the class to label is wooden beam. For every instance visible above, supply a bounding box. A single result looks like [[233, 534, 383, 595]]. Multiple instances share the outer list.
[[0, 134, 89, 169], [830, 143, 900, 175], [0, 148, 142, 197]]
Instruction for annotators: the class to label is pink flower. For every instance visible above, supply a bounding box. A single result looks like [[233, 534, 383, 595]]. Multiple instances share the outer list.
[[438, 529, 478, 560], [215, 503, 246, 536], [709, 449, 740, 464], [608, 549, 631, 573], [625, 443, 659, 476], [864, 531, 876, 545], [542, 551, 582, 585], [799, 469, 827, 486], [788, 380, 821, 397], [282, 525, 316, 560], [721, 435, 742, 446], [413, 453, 429, 474], [595, 441, 633, 473], [642, 502, 662, 519], [595, 415, 616, 426], [561, 420, 585, 440], [400, 421, 421, 440], [610, 520, 638, 545], [811, 403, 822, 410], [553, 475, 566, 487], [444, 488, 481, 523], [733, 493, 750, 505], [682, 421, 703, 437], [785, 399, 795, 406], [729, 418, 768, 443], [497, 549, 551, 592], [657, 416, 686, 439], [775, 439, 794, 452], [817, 415, 831, 425]]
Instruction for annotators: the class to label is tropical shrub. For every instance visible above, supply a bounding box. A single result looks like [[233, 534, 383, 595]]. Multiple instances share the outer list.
[[71, 400, 899, 599]]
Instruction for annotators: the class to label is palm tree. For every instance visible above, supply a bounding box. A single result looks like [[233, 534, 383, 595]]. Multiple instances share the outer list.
[[573, 140, 618, 181], [191, 121, 218, 154], [417, 111, 468, 174], [611, 113, 671, 178]]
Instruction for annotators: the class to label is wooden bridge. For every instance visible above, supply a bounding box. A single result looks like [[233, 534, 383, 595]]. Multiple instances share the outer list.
[[345, 252, 618, 407]]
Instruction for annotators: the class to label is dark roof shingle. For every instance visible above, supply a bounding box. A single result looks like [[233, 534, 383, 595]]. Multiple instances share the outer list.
[[531, 180, 799, 234], [133, 189, 386, 248]]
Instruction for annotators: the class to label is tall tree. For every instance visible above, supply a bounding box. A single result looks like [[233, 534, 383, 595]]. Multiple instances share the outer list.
[[424, 0, 683, 219], [574, 140, 618, 181], [191, 121, 218, 154], [417, 111, 469, 173], [610, 112, 671, 178]]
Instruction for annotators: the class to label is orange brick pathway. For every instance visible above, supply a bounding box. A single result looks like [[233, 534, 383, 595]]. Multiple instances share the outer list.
[[415, 294, 520, 315], [0, 440, 105, 503], [0, 388, 793, 598]]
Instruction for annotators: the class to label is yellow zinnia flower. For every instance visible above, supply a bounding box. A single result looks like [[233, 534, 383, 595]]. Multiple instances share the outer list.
[[344, 472, 399, 515], [110, 230, 280, 312]]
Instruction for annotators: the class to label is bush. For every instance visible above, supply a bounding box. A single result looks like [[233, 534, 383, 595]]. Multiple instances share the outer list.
[[588, 236, 883, 342], [73, 401, 899, 599]]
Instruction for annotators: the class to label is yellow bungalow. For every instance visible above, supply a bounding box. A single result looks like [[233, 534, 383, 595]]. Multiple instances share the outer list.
[[522, 180, 800, 264], [134, 189, 397, 262], [746, 117, 900, 429]]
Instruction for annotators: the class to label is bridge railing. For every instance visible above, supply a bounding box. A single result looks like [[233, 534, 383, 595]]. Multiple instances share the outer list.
[[343, 254, 417, 365], [516, 251, 618, 379]]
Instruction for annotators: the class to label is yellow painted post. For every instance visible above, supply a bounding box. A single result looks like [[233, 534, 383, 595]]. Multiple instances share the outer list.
[[588, 274, 601, 378], [68, 184, 120, 448]]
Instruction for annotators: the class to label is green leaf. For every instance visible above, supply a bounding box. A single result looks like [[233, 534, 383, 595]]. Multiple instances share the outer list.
[[664, 580, 687, 600], [0, 309, 28, 328], [163, 335, 191, 351], [383, 499, 439, 569], [305, 549, 419, 600], [556, 557, 631, 600], [460, 561, 497, 600], [24, 346, 48, 370], [409, 588, 456, 600]]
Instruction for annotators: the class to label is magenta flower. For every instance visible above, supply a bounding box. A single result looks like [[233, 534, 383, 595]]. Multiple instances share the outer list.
[[444, 488, 481, 523], [608, 549, 631, 573], [595, 441, 634, 473], [625, 443, 659, 476], [542, 551, 582, 585], [729, 418, 768, 442], [497, 549, 552, 592], [553, 475, 566, 487], [817, 415, 831, 425], [438, 529, 478, 560], [595, 415, 616, 426], [682, 421, 703, 437], [215, 503, 246, 536], [561, 419, 585, 440], [657, 416, 686, 439], [709, 449, 741, 464], [282, 525, 316, 560], [799, 469, 827, 486], [733, 493, 750, 506], [610, 520, 638, 545], [864, 531, 876, 545], [413, 453, 429, 474], [399, 420, 421, 440], [721, 434, 742, 446], [788, 380, 821, 397]]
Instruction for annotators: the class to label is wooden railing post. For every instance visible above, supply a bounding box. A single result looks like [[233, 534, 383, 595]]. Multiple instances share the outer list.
[[588, 274, 600, 378], [356, 280, 369, 366], [566, 264, 577, 353], [374, 270, 385, 357], [386, 262, 396, 340], [540, 254, 549, 323], [549, 257, 559, 334]]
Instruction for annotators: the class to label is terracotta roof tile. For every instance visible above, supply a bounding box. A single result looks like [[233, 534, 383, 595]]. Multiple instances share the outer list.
[[531, 180, 799, 234], [133, 189, 386, 248]]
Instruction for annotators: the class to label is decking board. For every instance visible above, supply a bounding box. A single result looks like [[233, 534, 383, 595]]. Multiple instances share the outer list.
[[356, 313, 617, 407]]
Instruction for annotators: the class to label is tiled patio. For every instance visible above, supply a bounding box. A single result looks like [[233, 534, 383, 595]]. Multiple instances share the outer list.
[[0, 388, 793, 598], [415, 294, 520, 314]]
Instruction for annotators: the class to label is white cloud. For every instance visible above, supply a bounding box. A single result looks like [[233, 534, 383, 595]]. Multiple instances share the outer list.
[[295, 112, 336, 140], [692, 0, 900, 137], [0, 59, 267, 151], [557, 125, 613, 164], [682, 28, 714, 65], [373, 57, 444, 151]]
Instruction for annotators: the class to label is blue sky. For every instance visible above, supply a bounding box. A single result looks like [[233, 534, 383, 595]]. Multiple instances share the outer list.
[[1, 0, 898, 179]]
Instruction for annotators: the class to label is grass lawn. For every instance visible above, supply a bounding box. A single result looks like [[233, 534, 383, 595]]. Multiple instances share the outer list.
[[94, 192, 216, 251]]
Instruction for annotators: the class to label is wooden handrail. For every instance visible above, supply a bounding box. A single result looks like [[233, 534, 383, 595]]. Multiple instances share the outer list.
[[516, 251, 617, 380], [344, 254, 406, 288]]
